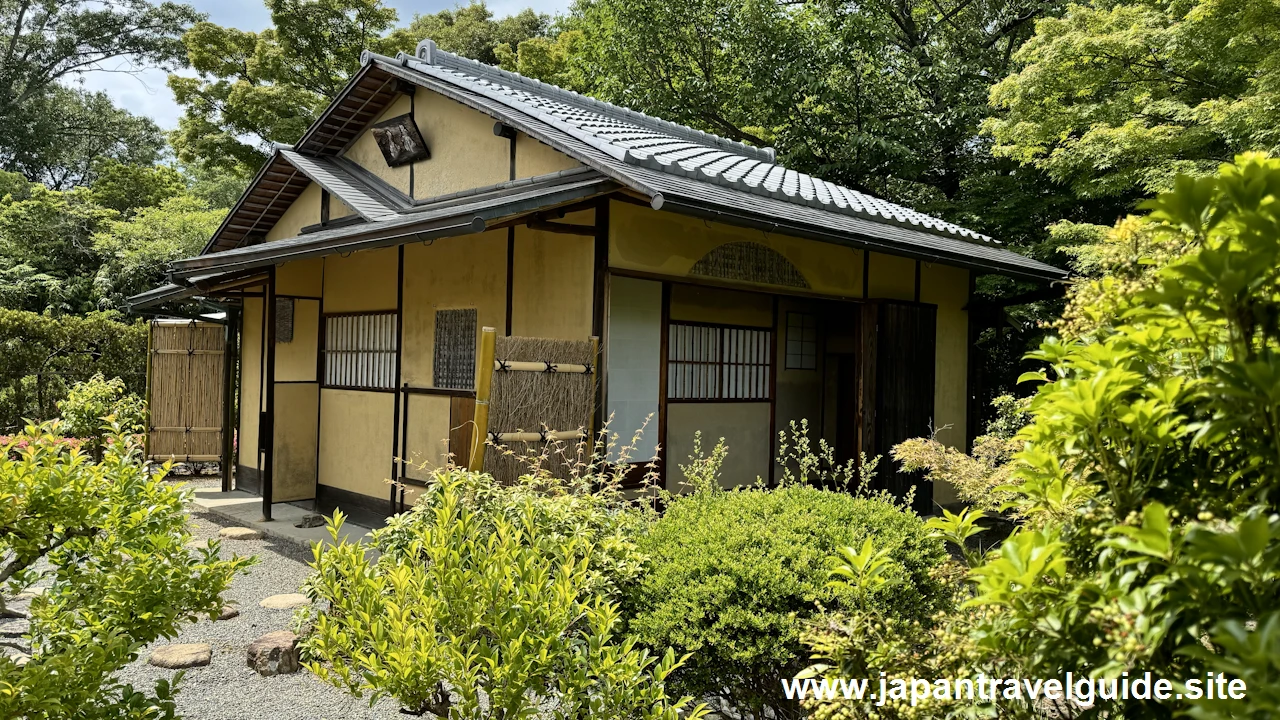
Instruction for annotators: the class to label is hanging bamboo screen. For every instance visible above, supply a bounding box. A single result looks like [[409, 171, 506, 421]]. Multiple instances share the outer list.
[[148, 320, 225, 462], [484, 335, 597, 484]]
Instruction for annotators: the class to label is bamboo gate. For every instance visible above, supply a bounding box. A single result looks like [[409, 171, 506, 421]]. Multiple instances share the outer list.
[[145, 319, 227, 466]]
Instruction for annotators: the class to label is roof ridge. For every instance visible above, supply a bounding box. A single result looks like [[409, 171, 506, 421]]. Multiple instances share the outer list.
[[407, 39, 776, 164]]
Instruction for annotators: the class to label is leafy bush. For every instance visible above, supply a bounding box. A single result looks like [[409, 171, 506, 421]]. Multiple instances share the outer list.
[[806, 154, 1280, 720], [625, 469, 946, 719], [300, 468, 703, 720], [892, 394, 1028, 515], [0, 422, 253, 718], [0, 309, 147, 432], [57, 373, 146, 454]]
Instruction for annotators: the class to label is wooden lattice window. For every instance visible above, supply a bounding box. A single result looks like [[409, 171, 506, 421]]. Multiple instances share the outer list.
[[785, 312, 817, 369], [668, 322, 771, 400], [434, 308, 477, 390], [323, 312, 397, 389]]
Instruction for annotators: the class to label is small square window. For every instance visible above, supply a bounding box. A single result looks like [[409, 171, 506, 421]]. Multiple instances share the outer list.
[[434, 308, 477, 390], [785, 312, 817, 370]]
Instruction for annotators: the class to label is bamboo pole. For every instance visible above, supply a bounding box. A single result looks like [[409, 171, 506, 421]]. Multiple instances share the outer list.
[[492, 359, 594, 374], [489, 430, 584, 443], [469, 326, 498, 472]]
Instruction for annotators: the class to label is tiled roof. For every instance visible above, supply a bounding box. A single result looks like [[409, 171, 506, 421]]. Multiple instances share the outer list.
[[393, 41, 993, 245], [278, 149, 402, 221]]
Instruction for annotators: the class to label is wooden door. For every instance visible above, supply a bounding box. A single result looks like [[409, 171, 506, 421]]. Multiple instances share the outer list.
[[863, 302, 937, 514], [147, 320, 225, 462]]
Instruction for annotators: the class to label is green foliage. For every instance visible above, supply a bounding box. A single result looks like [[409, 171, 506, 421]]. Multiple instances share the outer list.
[[0, 0, 196, 187], [87, 160, 186, 215], [388, 2, 550, 66], [891, 394, 1028, 515], [986, 0, 1280, 200], [964, 154, 1280, 717], [171, 0, 550, 174], [0, 309, 147, 433], [92, 194, 225, 308], [625, 477, 945, 719], [56, 374, 146, 453], [0, 422, 253, 718], [300, 470, 703, 719], [0, 183, 118, 313]]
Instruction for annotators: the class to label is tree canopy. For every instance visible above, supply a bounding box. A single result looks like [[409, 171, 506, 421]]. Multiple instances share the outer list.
[[986, 0, 1280, 199], [170, 0, 551, 174], [0, 0, 200, 187]]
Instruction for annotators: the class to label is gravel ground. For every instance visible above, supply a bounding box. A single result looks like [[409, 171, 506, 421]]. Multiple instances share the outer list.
[[114, 481, 403, 720]]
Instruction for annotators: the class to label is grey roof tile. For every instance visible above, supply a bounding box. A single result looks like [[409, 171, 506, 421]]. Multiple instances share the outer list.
[[396, 45, 1001, 245], [278, 149, 401, 221]]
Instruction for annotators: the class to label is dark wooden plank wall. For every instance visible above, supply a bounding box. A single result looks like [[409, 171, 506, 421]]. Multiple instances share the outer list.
[[871, 302, 937, 515]]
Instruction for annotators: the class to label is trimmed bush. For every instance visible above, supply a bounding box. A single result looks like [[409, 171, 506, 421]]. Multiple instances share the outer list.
[[624, 483, 946, 720], [300, 468, 704, 720]]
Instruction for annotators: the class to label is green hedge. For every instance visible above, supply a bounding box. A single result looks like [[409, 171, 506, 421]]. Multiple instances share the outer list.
[[0, 309, 147, 432], [624, 485, 946, 719]]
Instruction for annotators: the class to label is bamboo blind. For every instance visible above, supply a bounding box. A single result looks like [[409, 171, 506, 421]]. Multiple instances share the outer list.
[[148, 320, 225, 461]]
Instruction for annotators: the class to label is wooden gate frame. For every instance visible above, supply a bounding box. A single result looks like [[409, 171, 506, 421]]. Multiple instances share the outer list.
[[145, 318, 237, 489]]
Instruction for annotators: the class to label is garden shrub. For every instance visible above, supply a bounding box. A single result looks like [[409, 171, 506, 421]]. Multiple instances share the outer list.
[[57, 373, 146, 455], [804, 154, 1280, 720], [300, 468, 703, 720], [0, 422, 253, 718], [0, 309, 147, 432], [624, 475, 946, 720]]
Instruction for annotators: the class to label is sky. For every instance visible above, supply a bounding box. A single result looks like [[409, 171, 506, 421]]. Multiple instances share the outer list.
[[76, 0, 571, 130]]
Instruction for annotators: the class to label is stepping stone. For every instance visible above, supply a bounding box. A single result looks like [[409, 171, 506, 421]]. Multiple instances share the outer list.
[[14, 587, 45, 601], [218, 605, 240, 621], [218, 527, 263, 540], [259, 593, 309, 610], [247, 630, 300, 676], [148, 643, 212, 669], [294, 514, 325, 529]]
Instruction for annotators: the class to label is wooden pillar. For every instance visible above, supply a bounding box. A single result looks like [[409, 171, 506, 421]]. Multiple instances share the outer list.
[[262, 267, 277, 521], [221, 307, 240, 493], [389, 245, 405, 515]]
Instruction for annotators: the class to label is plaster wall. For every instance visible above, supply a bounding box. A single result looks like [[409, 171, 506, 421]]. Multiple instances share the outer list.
[[318, 389, 395, 500], [401, 231, 508, 387]]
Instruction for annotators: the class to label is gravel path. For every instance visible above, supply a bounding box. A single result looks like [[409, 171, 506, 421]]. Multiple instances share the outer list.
[[114, 483, 402, 720]]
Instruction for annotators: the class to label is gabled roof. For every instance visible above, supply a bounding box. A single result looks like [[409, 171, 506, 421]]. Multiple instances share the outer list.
[[190, 40, 1065, 282], [396, 41, 990, 244]]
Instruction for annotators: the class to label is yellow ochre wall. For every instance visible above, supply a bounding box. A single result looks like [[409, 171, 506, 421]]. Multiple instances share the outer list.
[[515, 132, 581, 178], [344, 95, 412, 195], [867, 252, 916, 301], [265, 182, 357, 242], [238, 294, 263, 470], [272, 383, 318, 502], [318, 389, 395, 499], [323, 247, 398, 313], [401, 231, 508, 386], [277, 258, 323, 297], [510, 209, 596, 340], [609, 200, 866, 298], [920, 262, 969, 505], [402, 393, 453, 479]]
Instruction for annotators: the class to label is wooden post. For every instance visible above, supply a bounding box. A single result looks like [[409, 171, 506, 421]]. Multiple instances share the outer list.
[[468, 327, 498, 472], [262, 267, 277, 521], [144, 320, 154, 460], [221, 308, 240, 493], [588, 335, 600, 445]]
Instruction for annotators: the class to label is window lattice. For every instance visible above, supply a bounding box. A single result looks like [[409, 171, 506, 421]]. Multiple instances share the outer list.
[[785, 312, 817, 370], [433, 308, 477, 390], [667, 322, 771, 400], [323, 312, 397, 389]]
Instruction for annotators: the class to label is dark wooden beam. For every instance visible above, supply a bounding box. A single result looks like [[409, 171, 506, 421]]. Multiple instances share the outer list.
[[526, 219, 595, 236]]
